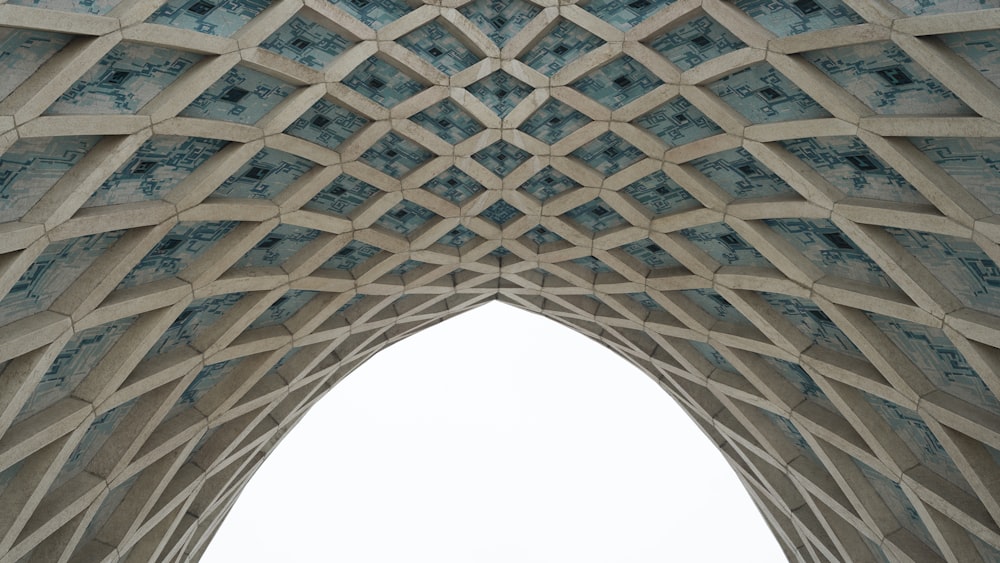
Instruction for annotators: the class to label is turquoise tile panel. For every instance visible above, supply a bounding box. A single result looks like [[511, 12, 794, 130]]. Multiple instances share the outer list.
[[690, 341, 735, 371], [943, 30, 1000, 89], [284, 97, 369, 151], [85, 136, 228, 207], [0, 28, 73, 102], [491, 246, 511, 257], [782, 136, 926, 203], [47, 43, 201, 115], [518, 98, 591, 144], [480, 199, 521, 225], [572, 55, 664, 110], [304, 174, 380, 216], [520, 19, 604, 76], [648, 15, 746, 71], [0, 135, 101, 223], [472, 140, 530, 177], [524, 225, 563, 245], [147, 0, 270, 37], [234, 224, 321, 268], [389, 259, 422, 276], [259, 14, 355, 69], [621, 238, 679, 269], [398, 19, 479, 76], [174, 359, 239, 409], [250, 289, 319, 329], [888, 227, 1000, 316], [581, 0, 670, 30], [681, 222, 772, 267], [909, 137, 1000, 213], [622, 170, 699, 216], [118, 221, 238, 288], [327, 0, 411, 29], [734, 0, 863, 36], [708, 64, 830, 123], [634, 96, 723, 147], [762, 292, 864, 358], [343, 56, 423, 108], [360, 132, 434, 178], [569, 131, 644, 175], [437, 224, 477, 247], [8, 0, 122, 14], [466, 71, 532, 117], [421, 167, 483, 204], [565, 197, 627, 233], [806, 42, 971, 115], [458, 0, 540, 47], [521, 166, 577, 201], [147, 292, 245, 356], [692, 147, 794, 199], [180, 65, 292, 124], [16, 315, 136, 423], [628, 291, 665, 311], [766, 218, 897, 288], [572, 255, 614, 273], [411, 100, 484, 144], [322, 240, 380, 270], [336, 293, 366, 313], [376, 200, 436, 235], [0, 231, 124, 327], [887, 0, 994, 16], [682, 288, 751, 325], [867, 312, 1000, 414], [213, 148, 314, 200]]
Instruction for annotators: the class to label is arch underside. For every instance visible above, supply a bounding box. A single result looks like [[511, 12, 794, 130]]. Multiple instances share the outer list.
[[5, 0, 1000, 561]]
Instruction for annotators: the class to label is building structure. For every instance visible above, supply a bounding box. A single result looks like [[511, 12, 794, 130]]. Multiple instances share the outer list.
[[2, 0, 1000, 560]]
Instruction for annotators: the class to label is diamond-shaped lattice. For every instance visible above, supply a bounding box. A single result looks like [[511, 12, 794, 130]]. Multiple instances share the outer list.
[[344, 56, 423, 108], [467, 71, 532, 117], [472, 140, 530, 177], [518, 99, 591, 144], [572, 55, 664, 109], [361, 133, 434, 178], [285, 97, 369, 151], [411, 100, 484, 144], [421, 167, 484, 204], [376, 200, 437, 235], [519, 19, 604, 76]]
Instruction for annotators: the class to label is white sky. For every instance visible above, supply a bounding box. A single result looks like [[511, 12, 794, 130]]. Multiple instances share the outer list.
[[202, 301, 787, 562]]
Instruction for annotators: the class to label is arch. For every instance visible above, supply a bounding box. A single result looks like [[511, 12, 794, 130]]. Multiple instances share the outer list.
[[2, 1, 1000, 562]]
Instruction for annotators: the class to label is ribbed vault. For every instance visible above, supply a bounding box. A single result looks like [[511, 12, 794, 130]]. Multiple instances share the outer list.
[[3, 0, 1000, 561]]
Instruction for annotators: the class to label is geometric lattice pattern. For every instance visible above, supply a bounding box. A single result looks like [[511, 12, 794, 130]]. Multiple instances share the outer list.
[[4, 2, 1000, 562]]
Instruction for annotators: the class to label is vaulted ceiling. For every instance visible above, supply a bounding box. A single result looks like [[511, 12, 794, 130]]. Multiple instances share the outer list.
[[3, 0, 1000, 561]]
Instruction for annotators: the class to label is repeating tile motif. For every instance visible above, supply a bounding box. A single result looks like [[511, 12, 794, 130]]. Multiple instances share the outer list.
[[147, 292, 246, 357], [16, 315, 137, 423], [343, 56, 423, 108], [0, 136, 101, 223], [762, 292, 864, 357], [572, 255, 614, 273], [376, 200, 437, 235], [520, 20, 604, 76], [437, 225, 477, 247], [181, 65, 292, 125], [943, 29, 1000, 88], [622, 170, 700, 216], [420, 167, 483, 204], [572, 56, 664, 110], [648, 15, 746, 71], [628, 291, 665, 311], [635, 97, 723, 147], [118, 221, 238, 288], [466, 71, 532, 117], [565, 198, 628, 233], [411, 100, 485, 144], [524, 225, 563, 245], [0, 231, 125, 327], [581, 0, 669, 30], [472, 140, 530, 177], [681, 222, 772, 267], [766, 218, 897, 287], [234, 224, 321, 268], [692, 148, 794, 200], [8, 0, 122, 14], [690, 340, 735, 370], [806, 42, 972, 115], [0, 29, 72, 102], [569, 132, 644, 175], [304, 174, 380, 216], [520, 166, 577, 201], [147, 0, 270, 37], [458, 0, 540, 47], [620, 238, 680, 269], [909, 136, 1000, 213], [480, 199, 521, 225], [322, 240, 381, 271], [782, 136, 927, 203], [327, 0, 411, 29], [47, 43, 201, 115], [709, 64, 831, 123], [389, 259, 422, 276], [284, 98, 369, 151], [734, 0, 864, 36], [361, 133, 434, 178], [259, 14, 355, 69], [682, 288, 751, 325], [213, 148, 315, 200], [250, 290, 319, 329], [398, 20, 480, 76], [890, 228, 1000, 315], [173, 359, 240, 411], [86, 136, 228, 207], [518, 99, 591, 144], [887, 0, 995, 16]]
